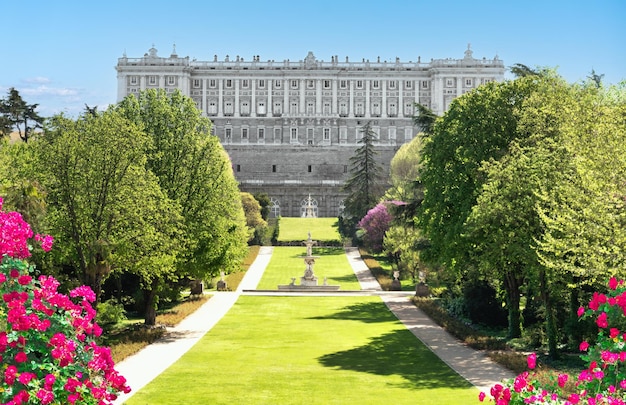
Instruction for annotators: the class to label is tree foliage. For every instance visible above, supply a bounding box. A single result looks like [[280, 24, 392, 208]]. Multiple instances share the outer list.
[[35, 109, 157, 305], [116, 89, 248, 279], [341, 121, 385, 236], [0, 88, 44, 142]]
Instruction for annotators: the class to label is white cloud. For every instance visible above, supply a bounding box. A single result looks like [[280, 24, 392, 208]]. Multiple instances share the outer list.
[[22, 77, 51, 84], [20, 85, 80, 98]]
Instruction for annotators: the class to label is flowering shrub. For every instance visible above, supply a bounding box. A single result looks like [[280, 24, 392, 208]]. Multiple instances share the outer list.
[[480, 277, 626, 404], [357, 201, 403, 252], [0, 197, 130, 404]]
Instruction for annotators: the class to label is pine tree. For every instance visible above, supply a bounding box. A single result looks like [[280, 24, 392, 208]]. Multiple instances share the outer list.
[[341, 121, 384, 236]]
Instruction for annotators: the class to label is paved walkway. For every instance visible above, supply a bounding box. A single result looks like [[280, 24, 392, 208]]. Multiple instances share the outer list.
[[114, 245, 514, 404]]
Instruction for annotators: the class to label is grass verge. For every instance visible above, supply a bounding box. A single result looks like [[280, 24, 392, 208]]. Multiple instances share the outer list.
[[256, 246, 361, 290], [104, 295, 209, 363], [359, 248, 416, 291], [277, 217, 341, 243], [126, 296, 481, 405]]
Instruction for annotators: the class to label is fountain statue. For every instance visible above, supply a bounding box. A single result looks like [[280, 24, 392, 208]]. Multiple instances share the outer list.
[[277, 232, 340, 291]]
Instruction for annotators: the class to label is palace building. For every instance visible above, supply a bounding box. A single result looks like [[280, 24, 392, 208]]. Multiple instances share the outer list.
[[116, 45, 504, 217]]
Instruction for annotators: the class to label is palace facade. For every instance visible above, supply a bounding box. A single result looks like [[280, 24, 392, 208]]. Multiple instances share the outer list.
[[116, 46, 504, 217]]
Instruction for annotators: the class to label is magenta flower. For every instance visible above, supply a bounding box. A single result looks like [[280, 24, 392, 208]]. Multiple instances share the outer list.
[[597, 311, 609, 328], [527, 353, 537, 369]]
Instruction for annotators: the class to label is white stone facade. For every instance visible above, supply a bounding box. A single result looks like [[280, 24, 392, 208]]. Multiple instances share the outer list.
[[115, 45, 504, 217], [116, 45, 504, 147]]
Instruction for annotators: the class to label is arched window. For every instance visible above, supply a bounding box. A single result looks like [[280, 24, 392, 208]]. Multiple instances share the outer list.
[[270, 197, 281, 218]]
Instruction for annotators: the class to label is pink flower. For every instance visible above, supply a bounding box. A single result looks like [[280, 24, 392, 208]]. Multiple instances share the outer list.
[[609, 277, 619, 290], [558, 373, 568, 388], [527, 353, 537, 369], [597, 312, 609, 328], [478, 392, 486, 401], [14, 351, 27, 363], [610, 328, 620, 338], [578, 306, 586, 317], [17, 275, 32, 285], [18, 372, 36, 385]]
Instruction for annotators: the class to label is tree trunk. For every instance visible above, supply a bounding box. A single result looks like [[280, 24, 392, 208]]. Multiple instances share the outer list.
[[143, 279, 160, 326], [540, 269, 559, 359], [504, 270, 522, 339]]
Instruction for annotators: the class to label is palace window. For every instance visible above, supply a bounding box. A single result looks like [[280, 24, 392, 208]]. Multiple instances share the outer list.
[[241, 128, 248, 139], [307, 128, 314, 140], [274, 101, 282, 115], [209, 79, 216, 88], [258, 79, 265, 88], [208, 101, 217, 115], [404, 102, 413, 116], [275, 80, 282, 88], [290, 102, 298, 114], [465, 78, 473, 87], [355, 102, 364, 116], [323, 80, 331, 89], [149, 76, 157, 85], [193, 79, 200, 88], [339, 127, 347, 142], [242, 79, 249, 88], [339, 102, 348, 116], [129, 76, 138, 85], [167, 76, 175, 85], [446, 78, 454, 87], [225, 79, 233, 88], [257, 101, 266, 115], [388, 80, 396, 89], [323, 102, 331, 115], [307, 80, 314, 89], [306, 102, 314, 115], [274, 128, 281, 140], [236, 164, 241, 172], [290, 128, 298, 141], [224, 101, 233, 115], [272, 165, 277, 172], [225, 128, 232, 139], [372, 102, 381, 116], [291, 80, 298, 89], [241, 101, 250, 116], [390, 102, 398, 116], [323, 128, 330, 141], [340, 80, 347, 89], [372, 80, 380, 89], [356, 80, 363, 89], [421, 80, 429, 89], [258, 128, 265, 139], [405, 81, 412, 89]]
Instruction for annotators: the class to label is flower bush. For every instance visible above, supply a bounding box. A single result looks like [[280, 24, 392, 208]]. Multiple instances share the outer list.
[[357, 201, 403, 252], [480, 277, 626, 404], [0, 197, 130, 404]]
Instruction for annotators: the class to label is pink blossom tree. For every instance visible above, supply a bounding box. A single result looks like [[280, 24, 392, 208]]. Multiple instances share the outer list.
[[357, 201, 403, 252]]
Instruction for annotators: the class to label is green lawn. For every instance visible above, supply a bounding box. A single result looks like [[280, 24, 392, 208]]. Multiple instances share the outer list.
[[278, 217, 341, 243], [125, 296, 480, 404], [256, 247, 362, 290]]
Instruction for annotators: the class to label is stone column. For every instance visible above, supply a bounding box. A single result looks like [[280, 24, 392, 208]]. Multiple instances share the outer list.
[[202, 78, 207, 116], [299, 79, 305, 115], [382, 79, 387, 116], [235, 79, 240, 116], [332, 79, 337, 114], [365, 79, 370, 117], [218, 78, 223, 117], [251, 79, 256, 117], [316, 79, 322, 116], [349, 80, 354, 118]]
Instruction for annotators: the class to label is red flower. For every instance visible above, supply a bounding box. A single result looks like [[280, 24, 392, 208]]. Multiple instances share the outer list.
[[14, 351, 27, 363], [580, 341, 590, 351], [558, 373, 568, 388], [527, 353, 537, 369], [597, 312, 609, 328], [578, 306, 585, 317], [609, 277, 619, 290]]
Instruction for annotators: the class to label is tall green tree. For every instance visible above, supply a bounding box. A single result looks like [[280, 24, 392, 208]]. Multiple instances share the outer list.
[[412, 103, 437, 135], [341, 121, 385, 236], [0, 88, 44, 142], [116, 89, 248, 280], [36, 110, 160, 304]]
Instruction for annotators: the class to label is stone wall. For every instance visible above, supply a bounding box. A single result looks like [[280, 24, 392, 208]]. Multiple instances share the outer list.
[[225, 144, 398, 217]]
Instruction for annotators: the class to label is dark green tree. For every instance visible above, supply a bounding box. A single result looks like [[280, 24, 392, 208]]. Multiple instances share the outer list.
[[412, 103, 437, 135], [0, 88, 44, 142], [340, 121, 385, 237]]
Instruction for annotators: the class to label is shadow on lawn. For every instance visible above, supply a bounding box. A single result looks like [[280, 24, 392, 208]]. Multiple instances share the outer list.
[[318, 328, 473, 390], [308, 301, 393, 323]]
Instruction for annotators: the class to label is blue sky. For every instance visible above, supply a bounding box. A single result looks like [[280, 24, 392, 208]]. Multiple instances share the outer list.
[[1, 0, 624, 117]]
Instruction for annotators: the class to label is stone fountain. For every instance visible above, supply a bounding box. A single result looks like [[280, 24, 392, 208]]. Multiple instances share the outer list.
[[278, 232, 340, 291]]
